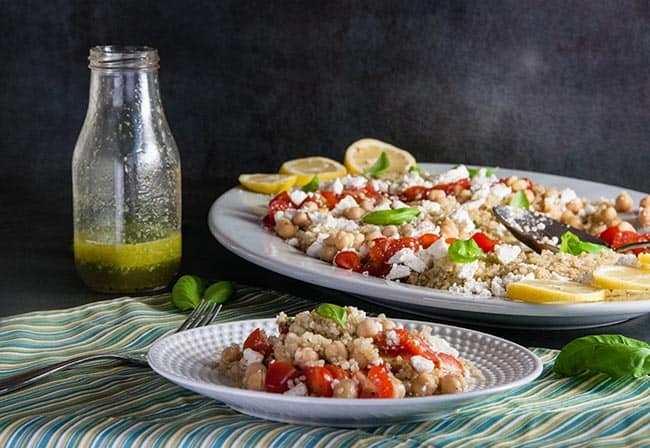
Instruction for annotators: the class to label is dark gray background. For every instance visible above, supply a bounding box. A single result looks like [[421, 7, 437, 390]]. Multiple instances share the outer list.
[[1, 1, 649, 331]]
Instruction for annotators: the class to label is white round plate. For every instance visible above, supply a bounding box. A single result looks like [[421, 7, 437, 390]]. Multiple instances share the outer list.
[[209, 164, 650, 329], [147, 318, 543, 427]]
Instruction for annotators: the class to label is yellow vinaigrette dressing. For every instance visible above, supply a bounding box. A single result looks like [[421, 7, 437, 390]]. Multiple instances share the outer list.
[[74, 231, 181, 293]]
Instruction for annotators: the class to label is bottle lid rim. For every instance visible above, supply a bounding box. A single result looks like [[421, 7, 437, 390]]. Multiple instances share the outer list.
[[89, 46, 159, 70]]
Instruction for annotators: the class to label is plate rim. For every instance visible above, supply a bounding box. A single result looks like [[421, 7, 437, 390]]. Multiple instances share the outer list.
[[208, 163, 650, 325], [147, 317, 545, 406]]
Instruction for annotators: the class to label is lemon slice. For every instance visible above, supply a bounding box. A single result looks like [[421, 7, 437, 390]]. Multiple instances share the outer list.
[[592, 265, 650, 291], [279, 156, 347, 185], [506, 279, 606, 304], [344, 138, 416, 175], [238, 173, 297, 194], [639, 253, 650, 270]]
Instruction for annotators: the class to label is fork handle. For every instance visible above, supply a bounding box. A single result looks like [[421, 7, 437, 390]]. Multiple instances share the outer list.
[[0, 353, 146, 395]]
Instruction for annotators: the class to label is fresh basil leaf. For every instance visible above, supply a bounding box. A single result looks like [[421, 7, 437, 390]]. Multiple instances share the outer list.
[[203, 280, 233, 304], [510, 190, 530, 209], [315, 303, 348, 328], [409, 165, 423, 174], [448, 238, 485, 263], [301, 176, 320, 192], [461, 166, 499, 178], [171, 275, 204, 311], [364, 152, 390, 177], [559, 232, 607, 256], [553, 334, 650, 378], [362, 207, 420, 225]]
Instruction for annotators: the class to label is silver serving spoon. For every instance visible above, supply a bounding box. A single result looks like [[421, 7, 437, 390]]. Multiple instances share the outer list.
[[492, 205, 650, 254]]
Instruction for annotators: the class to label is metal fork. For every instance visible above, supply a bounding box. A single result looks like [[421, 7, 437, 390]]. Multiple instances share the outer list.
[[0, 300, 222, 395]]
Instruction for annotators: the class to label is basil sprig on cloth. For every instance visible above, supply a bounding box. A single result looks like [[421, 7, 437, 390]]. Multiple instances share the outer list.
[[448, 238, 486, 263], [315, 303, 348, 328], [559, 231, 607, 256], [171, 275, 233, 311], [554, 334, 650, 378], [363, 207, 420, 225], [364, 152, 389, 177]]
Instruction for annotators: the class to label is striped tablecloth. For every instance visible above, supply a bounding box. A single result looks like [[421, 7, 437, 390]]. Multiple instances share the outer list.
[[1, 285, 648, 448]]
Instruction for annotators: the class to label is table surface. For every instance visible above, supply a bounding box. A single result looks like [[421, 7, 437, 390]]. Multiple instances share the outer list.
[[1, 179, 648, 349]]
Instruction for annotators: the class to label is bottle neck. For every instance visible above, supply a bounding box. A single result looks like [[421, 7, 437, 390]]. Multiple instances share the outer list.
[[88, 69, 162, 113]]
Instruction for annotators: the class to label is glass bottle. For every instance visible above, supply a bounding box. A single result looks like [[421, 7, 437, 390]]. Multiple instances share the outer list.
[[72, 46, 181, 293]]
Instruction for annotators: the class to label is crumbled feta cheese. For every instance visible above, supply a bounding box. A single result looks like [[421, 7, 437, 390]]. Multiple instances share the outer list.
[[388, 248, 428, 272], [391, 199, 409, 209], [494, 244, 521, 265], [386, 264, 411, 280], [450, 208, 475, 234], [331, 178, 344, 195], [436, 165, 470, 185], [284, 382, 308, 396], [617, 254, 639, 267], [449, 279, 492, 297], [386, 330, 400, 344], [341, 175, 368, 189], [490, 183, 512, 201], [430, 238, 450, 260], [305, 233, 330, 258], [332, 196, 358, 216], [490, 276, 506, 297], [419, 200, 442, 215], [371, 179, 389, 192], [411, 355, 434, 373], [243, 348, 264, 365], [372, 202, 391, 212], [286, 237, 299, 247], [550, 272, 570, 281], [559, 188, 577, 206], [456, 260, 479, 280], [289, 190, 308, 206], [426, 336, 459, 357]]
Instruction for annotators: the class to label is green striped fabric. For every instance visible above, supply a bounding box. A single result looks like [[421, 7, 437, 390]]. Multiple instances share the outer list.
[[0, 285, 648, 448]]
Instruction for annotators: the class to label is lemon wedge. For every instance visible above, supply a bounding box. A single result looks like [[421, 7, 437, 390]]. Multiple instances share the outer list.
[[279, 156, 347, 185], [344, 138, 416, 175], [639, 253, 650, 270], [592, 265, 650, 291], [506, 279, 606, 304], [238, 173, 297, 194]]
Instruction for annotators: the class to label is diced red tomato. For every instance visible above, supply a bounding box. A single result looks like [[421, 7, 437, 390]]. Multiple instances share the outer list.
[[265, 191, 293, 226], [319, 191, 339, 209], [598, 226, 650, 254], [419, 233, 440, 249], [243, 328, 272, 357], [265, 361, 298, 394], [340, 184, 382, 202], [374, 328, 411, 357], [359, 365, 393, 399], [432, 177, 471, 195], [471, 232, 499, 253], [361, 237, 421, 277], [334, 251, 362, 271], [400, 185, 430, 202], [324, 364, 349, 380], [304, 366, 335, 397]]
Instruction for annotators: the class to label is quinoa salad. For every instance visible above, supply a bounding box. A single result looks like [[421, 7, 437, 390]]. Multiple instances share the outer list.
[[217, 305, 479, 398], [263, 165, 650, 300]]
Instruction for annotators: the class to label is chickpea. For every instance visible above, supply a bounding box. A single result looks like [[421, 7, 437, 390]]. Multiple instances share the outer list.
[[353, 232, 365, 249], [333, 379, 359, 399], [640, 207, 650, 227], [335, 231, 354, 250], [275, 217, 297, 238], [511, 179, 529, 192], [244, 363, 266, 391], [602, 206, 618, 223], [457, 189, 472, 203], [380, 319, 396, 331], [618, 221, 636, 233], [439, 219, 459, 239], [360, 198, 375, 211], [544, 188, 560, 199], [382, 225, 398, 237], [504, 176, 518, 187], [561, 211, 582, 229], [615, 192, 633, 213], [439, 374, 466, 394], [365, 230, 383, 242], [292, 212, 309, 226], [220, 344, 242, 363], [343, 206, 365, 220], [566, 200, 582, 214], [607, 217, 622, 228], [400, 224, 414, 236], [294, 347, 319, 369], [533, 184, 546, 196], [592, 224, 607, 235], [321, 244, 337, 262], [356, 318, 381, 337], [546, 206, 562, 221], [324, 341, 348, 363], [427, 189, 446, 202], [391, 377, 406, 399], [524, 189, 536, 205], [410, 372, 439, 397], [303, 201, 319, 212], [640, 196, 650, 209]]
